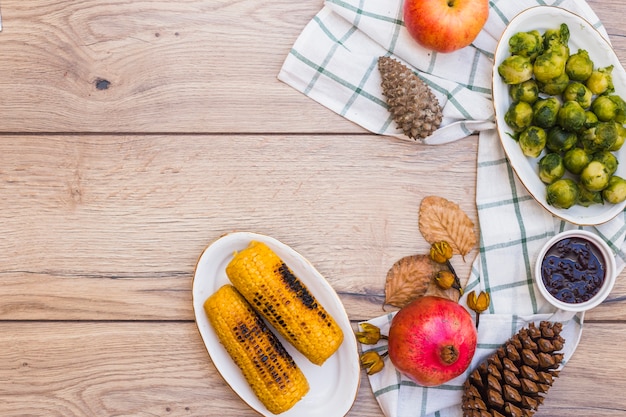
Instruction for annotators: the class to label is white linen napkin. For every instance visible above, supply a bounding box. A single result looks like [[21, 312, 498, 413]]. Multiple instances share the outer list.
[[279, 0, 626, 416]]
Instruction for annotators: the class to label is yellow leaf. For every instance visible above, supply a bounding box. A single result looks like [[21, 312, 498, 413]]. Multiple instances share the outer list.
[[384, 254, 445, 308], [419, 196, 477, 259]]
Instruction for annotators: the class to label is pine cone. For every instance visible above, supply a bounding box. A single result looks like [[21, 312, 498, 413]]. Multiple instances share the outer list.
[[378, 56, 442, 141], [462, 321, 565, 417]]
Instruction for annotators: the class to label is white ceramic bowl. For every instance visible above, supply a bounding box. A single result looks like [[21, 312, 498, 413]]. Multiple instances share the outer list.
[[493, 6, 626, 225], [534, 230, 616, 312]]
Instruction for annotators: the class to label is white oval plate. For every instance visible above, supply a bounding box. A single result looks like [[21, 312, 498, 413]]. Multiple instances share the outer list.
[[192, 231, 360, 417], [493, 6, 626, 225]]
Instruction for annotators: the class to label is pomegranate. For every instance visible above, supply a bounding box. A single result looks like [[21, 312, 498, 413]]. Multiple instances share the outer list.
[[387, 295, 477, 386]]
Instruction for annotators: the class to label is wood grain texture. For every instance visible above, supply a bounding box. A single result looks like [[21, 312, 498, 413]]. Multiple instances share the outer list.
[[0, 134, 478, 322], [0, 322, 623, 416], [0, 0, 358, 133], [0, 0, 624, 415]]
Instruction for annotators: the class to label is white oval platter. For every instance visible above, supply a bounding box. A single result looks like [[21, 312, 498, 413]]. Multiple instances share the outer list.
[[192, 231, 360, 417], [493, 6, 626, 225]]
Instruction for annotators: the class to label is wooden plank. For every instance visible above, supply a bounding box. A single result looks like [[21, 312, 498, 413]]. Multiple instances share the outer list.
[[0, 0, 360, 133], [1, 134, 626, 321], [0, 321, 623, 416], [0, 134, 478, 320]]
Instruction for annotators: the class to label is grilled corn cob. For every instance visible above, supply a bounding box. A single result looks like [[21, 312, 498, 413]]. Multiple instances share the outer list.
[[226, 241, 344, 366], [204, 284, 309, 414]]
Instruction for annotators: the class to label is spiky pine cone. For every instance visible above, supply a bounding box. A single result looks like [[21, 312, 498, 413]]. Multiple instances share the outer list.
[[378, 56, 442, 141], [462, 321, 565, 417]]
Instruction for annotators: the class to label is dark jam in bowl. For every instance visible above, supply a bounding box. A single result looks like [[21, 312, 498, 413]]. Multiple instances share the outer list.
[[540, 236, 606, 304]]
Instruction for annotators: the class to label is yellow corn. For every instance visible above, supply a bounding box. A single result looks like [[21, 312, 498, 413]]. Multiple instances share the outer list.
[[226, 241, 344, 366], [204, 284, 309, 415]]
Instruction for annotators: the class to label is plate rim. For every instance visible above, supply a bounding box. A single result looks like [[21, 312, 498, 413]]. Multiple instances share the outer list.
[[492, 5, 626, 226], [191, 231, 361, 417]]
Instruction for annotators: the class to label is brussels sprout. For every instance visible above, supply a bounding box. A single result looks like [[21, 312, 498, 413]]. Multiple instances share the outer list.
[[557, 101, 586, 132], [591, 95, 619, 122], [504, 101, 533, 132], [565, 49, 594, 82], [580, 160, 611, 191], [577, 182, 603, 207], [509, 30, 543, 60], [546, 126, 577, 153], [533, 50, 567, 84], [610, 123, 626, 151], [583, 110, 599, 129], [580, 122, 619, 152], [538, 71, 569, 95], [562, 82, 593, 109], [543, 24, 570, 50], [586, 65, 614, 95], [532, 97, 561, 129], [498, 55, 533, 85], [538, 153, 565, 184], [509, 79, 539, 104], [518, 126, 547, 158], [602, 175, 626, 204], [563, 148, 591, 175], [546, 178, 579, 209], [592, 150, 619, 175], [608, 95, 626, 124]]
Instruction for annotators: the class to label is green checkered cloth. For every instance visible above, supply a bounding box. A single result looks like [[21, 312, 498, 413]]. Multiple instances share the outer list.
[[279, 0, 626, 416]]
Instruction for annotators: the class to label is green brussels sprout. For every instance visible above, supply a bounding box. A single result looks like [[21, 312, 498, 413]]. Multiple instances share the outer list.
[[580, 122, 619, 152], [518, 126, 547, 158], [538, 71, 569, 95], [546, 178, 579, 209], [546, 126, 577, 153], [533, 50, 567, 84], [602, 175, 626, 204], [562, 82, 593, 109], [580, 160, 611, 191], [591, 95, 619, 122], [557, 101, 586, 132], [532, 97, 561, 129], [565, 49, 594, 82], [509, 79, 539, 104], [610, 123, 626, 151], [509, 30, 543, 60], [576, 182, 603, 207], [498, 55, 534, 85], [563, 148, 591, 175], [608, 95, 626, 124], [504, 101, 533, 132], [592, 150, 619, 175], [538, 153, 565, 184], [586, 65, 614, 95], [583, 110, 599, 129], [543, 24, 570, 51]]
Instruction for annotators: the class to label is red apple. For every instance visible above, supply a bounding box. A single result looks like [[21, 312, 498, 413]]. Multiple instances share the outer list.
[[403, 0, 489, 53], [387, 296, 477, 386]]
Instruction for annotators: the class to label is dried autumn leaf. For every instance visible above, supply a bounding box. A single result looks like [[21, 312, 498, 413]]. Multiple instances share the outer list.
[[384, 254, 445, 308], [419, 196, 477, 259]]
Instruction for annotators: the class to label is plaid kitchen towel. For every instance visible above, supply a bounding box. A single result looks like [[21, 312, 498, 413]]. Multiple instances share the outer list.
[[279, 0, 626, 416]]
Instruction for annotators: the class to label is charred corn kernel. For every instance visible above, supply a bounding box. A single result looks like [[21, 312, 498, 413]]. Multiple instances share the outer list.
[[204, 285, 309, 414], [226, 241, 344, 366]]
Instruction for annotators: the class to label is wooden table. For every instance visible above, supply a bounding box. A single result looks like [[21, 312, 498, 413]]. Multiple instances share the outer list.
[[0, 1, 625, 416]]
